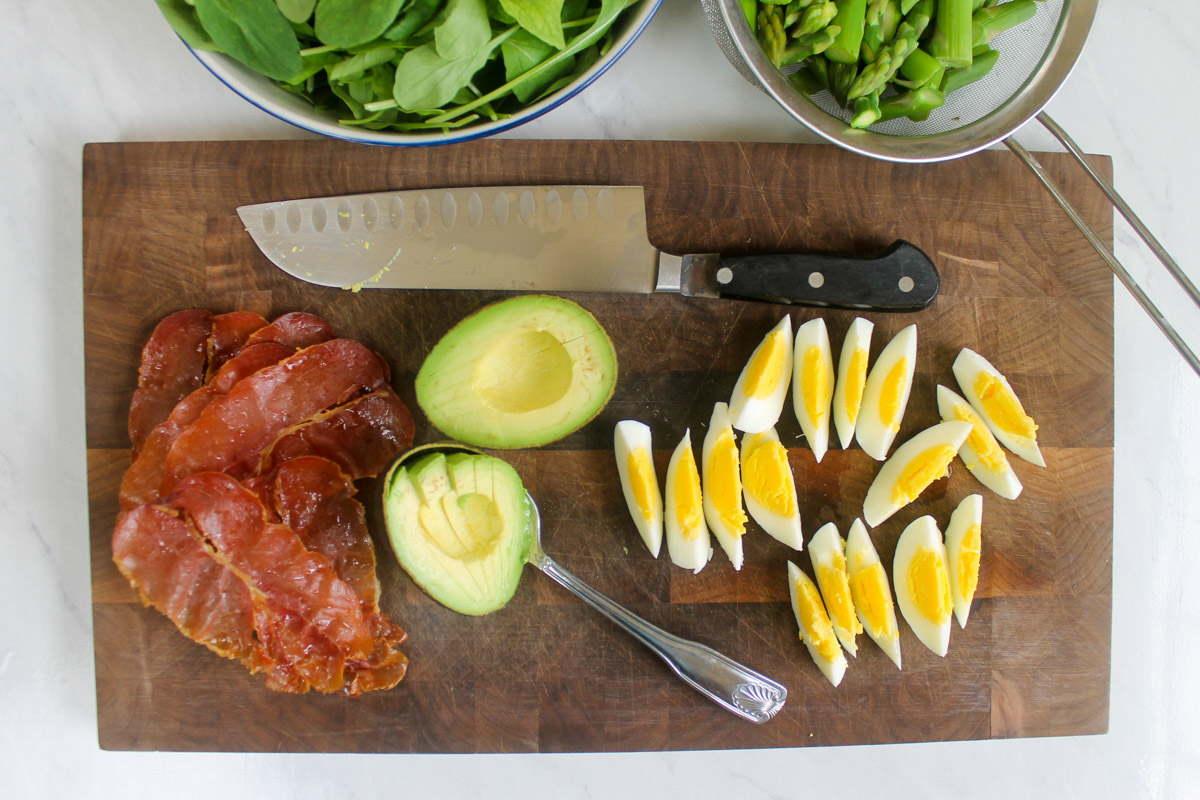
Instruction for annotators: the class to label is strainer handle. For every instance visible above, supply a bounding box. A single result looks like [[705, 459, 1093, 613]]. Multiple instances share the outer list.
[[1006, 132, 1200, 377]]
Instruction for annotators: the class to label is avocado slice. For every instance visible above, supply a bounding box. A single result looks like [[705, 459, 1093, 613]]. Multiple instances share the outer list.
[[415, 295, 617, 449], [383, 452, 531, 616]]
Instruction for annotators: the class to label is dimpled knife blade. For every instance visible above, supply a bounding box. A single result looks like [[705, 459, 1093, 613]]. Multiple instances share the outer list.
[[236, 186, 663, 294]]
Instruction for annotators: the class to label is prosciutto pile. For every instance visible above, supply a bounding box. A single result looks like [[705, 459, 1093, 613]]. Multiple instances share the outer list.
[[112, 310, 413, 695]]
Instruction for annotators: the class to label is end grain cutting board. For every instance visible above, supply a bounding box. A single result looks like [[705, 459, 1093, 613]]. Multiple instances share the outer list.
[[84, 140, 1113, 753]]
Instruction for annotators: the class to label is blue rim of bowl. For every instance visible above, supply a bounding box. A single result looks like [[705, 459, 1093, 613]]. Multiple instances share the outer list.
[[183, 0, 663, 147]]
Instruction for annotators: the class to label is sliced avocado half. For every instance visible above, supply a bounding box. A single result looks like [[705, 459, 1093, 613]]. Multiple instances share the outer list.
[[384, 450, 531, 616], [415, 295, 617, 449]]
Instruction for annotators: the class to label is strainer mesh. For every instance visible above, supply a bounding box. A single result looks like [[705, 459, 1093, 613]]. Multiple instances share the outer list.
[[702, 0, 1064, 137]]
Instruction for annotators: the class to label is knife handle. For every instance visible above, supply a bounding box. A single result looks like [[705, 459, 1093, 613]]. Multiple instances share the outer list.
[[710, 240, 939, 311]]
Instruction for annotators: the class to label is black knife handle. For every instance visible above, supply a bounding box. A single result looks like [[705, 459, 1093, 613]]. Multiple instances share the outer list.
[[713, 240, 939, 311]]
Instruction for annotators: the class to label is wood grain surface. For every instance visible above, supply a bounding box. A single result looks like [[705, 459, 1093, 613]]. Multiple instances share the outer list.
[[84, 139, 1113, 753]]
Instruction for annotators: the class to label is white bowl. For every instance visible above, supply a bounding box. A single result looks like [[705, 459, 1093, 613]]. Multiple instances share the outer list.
[[183, 1, 663, 146]]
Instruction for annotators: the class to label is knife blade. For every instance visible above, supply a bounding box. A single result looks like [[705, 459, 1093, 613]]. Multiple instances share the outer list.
[[237, 186, 938, 310]]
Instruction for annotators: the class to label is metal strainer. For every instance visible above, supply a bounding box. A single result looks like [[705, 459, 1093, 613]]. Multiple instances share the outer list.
[[702, 0, 1200, 375]]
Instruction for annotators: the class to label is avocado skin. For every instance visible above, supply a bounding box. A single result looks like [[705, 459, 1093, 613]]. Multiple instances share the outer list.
[[415, 295, 617, 449]]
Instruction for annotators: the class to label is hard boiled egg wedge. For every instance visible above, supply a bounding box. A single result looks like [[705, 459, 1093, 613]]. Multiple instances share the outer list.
[[664, 429, 712, 573], [808, 522, 862, 657], [863, 420, 971, 528], [937, 385, 1022, 500], [792, 318, 834, 462], [740, 427, 803, 549], [893, 515, 953, 657], [856, 324, 918, 461], [613, 420, 664, 558], [787, 561, 847, 687], [945, 494, 983, 628], [953, 348, 1045, 467], [729, 315, 793, 434], [845, 519, 901, 669], [702, 403, 749, 570], [832, 317, 874, 451]]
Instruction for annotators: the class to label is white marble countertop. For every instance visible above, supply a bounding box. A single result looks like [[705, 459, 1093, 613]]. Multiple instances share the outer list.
[[3, 0, 1197, 795]]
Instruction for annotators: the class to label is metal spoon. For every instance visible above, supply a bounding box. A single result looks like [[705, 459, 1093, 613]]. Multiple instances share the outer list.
[[524, 493, 786, 723]]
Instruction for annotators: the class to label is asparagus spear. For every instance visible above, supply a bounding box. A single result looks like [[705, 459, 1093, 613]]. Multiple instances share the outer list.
[[861, 0, 887, 61], [973, 0, 1037, 48], [758, 6, 789, 68], [930, 0, 974, 67], [780, 25, 841, 66], [899, 0, 919, 14], [904, 0, 934, 41], [941, 46, 999, 93], [850, 91, 882, 128], [740, 0, 757, 30], [828, 60, 859, 105], [825, 0, 868, 64], [847, 2, 928, 99], [878, 86, 945, 121], [795, 1, 838, 36], [789, 65, 828, 94], [896, 47, 943, 88], [880, 0, 901, 42]]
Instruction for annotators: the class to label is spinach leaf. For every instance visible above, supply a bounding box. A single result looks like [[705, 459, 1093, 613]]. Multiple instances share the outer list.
[[194, 0, 302, 80], [501, 29, 571, 103], [315, 0, 406, 47], [157, 0, 219, 51], [392, 29, 510, 111], [275, 0, 316, 23], [434, 0, 490, 60], [385, 0, 442, 41], [328, 45, 399, 82], [499, 0, 565, 48]]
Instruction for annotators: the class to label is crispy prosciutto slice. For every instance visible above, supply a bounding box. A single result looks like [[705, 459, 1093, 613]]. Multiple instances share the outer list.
[[206, 311, 268, 380], [244, 311, 337, 350], [112, 504, 267, 673], [260, 391, 415, 482], [164, 339, 390, 485], [168, 473, 375, 660], [128, 309, 213, 454]]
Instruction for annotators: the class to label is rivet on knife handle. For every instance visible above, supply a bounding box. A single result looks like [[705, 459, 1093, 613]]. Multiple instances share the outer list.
[[708, 240, 940, 311]]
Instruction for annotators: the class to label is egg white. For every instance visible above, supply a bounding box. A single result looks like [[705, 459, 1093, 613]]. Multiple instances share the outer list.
[[613, 420, 663, 558], [740, 427, 803, 549], [729, 315, 793, 434], [664, 429, 712, 573], [936, 385, 1022, 500], [791, 318, 834, 462], [702, 403, 748, 570], [832, 317, 874, 451], [953, 348, 1045, 467], [808, 522, 861, 657], [787, 560, 847, 687], [862, 420, 971, 528], [945, 493, 983, 628], [893, 515, 953, 657], [856, 324, 918, 461], [845, 519, 901, 669]]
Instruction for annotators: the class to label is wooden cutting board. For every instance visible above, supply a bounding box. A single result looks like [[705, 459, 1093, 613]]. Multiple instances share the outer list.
[[84, 139, 1113, 753]]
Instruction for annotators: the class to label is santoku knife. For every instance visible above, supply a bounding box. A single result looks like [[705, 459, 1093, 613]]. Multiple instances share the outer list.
[[237, 185, 938, 310]]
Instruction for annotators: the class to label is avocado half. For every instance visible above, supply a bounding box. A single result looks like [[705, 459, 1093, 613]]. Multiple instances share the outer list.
[[383, 449, 532, 616], [415, 295, 617, 449]]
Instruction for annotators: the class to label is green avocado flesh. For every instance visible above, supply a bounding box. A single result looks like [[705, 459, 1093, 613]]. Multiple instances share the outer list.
[[384, 452, 532, 616], [415, 295, 617, 449]]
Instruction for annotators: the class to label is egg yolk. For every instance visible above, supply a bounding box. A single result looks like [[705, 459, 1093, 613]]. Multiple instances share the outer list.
[[906, 547, 952, 624], [844, 347, 868, 426], [745, 329, 787, 399], [743, 439, 797, 517], [849, 563, 893, 637], [880, 357, 908, 432], [974, 372, 1038, 440], [706, 430, 747, 536], [673, 445, 704, 539], [958, 523, 982, 602], [802, 345, 830, 425], [953, 403, 1007, 474], [890, 445, 957, 507], [818, 551, 863, 638], [626, 447, 657, 522], [795, 578, 841, 664]]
